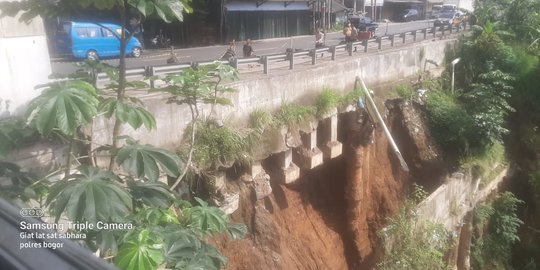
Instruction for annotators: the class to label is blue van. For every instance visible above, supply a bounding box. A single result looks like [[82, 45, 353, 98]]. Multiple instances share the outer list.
[[56, 22, 143, 60]]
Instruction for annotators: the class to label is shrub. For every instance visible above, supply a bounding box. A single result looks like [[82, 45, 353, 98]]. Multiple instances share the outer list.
[[471, 192, 523, 270], [191, 121, 252, 170], [314, 88, 341, 119], [460, 140, 506, 185], [425, 90, 478, 155], [378, 185, 450, 270]]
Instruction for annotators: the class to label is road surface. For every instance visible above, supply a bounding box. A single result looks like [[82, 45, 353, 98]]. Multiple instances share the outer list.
[[51, 20, 437, 75]]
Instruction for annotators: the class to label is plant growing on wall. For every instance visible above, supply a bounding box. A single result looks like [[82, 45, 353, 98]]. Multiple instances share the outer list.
[[158, 62, 238, 190], [377, 185, 451, 270]]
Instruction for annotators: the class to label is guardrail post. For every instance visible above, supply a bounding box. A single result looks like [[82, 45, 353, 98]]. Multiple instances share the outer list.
[[442, 26, 445, 36], [401, 33, 406, 44], [148, 67, 156, 89], [311, 49, 316, 65], [363, 40, 368, 52], [412, 31, 417, 41], [377, 37, 382, 50], [449, 25, 453, 34], [390, 35, 395, 46], [288, 52, 294, 70], [433, 27, 437, 37], [423, 28, 427, 39], [330, 46, 336, 60], [347, 42, 352, 56], [263, 56, 269, 75]]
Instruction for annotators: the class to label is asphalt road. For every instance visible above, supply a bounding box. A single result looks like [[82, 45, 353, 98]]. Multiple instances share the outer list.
[[51, 20, 437, 75]]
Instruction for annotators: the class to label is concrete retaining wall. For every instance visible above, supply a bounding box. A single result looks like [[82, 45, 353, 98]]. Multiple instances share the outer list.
[[0, 3, 51, 118], [416, 166, 508, 231], [92, 38, 457, 150]]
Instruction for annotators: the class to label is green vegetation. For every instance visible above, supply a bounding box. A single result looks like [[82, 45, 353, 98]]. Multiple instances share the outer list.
[[378, 185, 451, 270], [0, 60, 246, 270], [391, 84, 416, 100], [460, 141, 506, 186], [314, 88, 341, 119], [275, 102, 316, 127], [471, 192, 523, 270], [425, 90, 477, 156], [191, 120, 252, 170]]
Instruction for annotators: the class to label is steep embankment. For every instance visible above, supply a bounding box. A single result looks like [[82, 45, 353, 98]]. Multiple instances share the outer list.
[[215, 157, 352, 270], [215, 102, 433, 269]]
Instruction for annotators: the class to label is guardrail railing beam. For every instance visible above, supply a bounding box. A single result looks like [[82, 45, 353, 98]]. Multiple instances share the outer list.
[[92, 25, 469, 83]]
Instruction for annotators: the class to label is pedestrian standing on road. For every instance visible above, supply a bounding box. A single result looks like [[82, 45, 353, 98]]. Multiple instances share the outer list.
[[243, 39, 254, 57], [315, 29, 325, 48], [343, 23, 353, 42]]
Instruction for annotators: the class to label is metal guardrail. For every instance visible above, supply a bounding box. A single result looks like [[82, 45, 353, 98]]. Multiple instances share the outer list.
[[89, 23, 467, 88]]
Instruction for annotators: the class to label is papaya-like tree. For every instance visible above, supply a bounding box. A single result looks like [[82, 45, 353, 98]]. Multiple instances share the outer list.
[[0, 0, 193, 168]]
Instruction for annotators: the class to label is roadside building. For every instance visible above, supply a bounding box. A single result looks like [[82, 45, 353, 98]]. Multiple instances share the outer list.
[[223, 0, 348, 41]]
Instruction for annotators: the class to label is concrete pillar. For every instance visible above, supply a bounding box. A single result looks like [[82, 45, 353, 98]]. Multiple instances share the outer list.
[[321, 114, 343, 160], [276, 149, 300, 184], [294, 129, 323, 170], [250, 161, 272, 199]]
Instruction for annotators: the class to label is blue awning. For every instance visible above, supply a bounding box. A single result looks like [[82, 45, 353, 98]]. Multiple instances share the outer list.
[[225, 2, 310, 11]]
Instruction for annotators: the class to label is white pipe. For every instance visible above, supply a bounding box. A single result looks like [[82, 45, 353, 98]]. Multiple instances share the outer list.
[[357, 76, 410, 172]]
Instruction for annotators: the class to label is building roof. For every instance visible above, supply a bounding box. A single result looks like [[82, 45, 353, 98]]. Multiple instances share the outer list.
[[225, 1, 310, 11]]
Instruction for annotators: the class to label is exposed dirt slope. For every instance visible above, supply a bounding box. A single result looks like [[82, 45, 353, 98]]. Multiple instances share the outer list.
[[344, 111, 410, 268], [215, 101, 435, 269], [215, 157, 352, 270]]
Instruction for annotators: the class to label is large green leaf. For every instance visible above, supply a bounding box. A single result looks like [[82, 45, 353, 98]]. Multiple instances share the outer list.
[[46, 166, 131, 223], [184, 198, 228, 235], [226, 223, 248, 240], [1, 0, 192, 24], [162, 229, 227, 270], [128, 181, 175, 208], [26, 80, 99, 136], [99, 98, 156, 131], [115, 229, 164, 270], [116, 142, 181, 181]]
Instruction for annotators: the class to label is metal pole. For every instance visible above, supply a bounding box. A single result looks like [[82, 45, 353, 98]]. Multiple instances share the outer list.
[[356, 76, 409, 172], [451, 64, 455, 94]]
